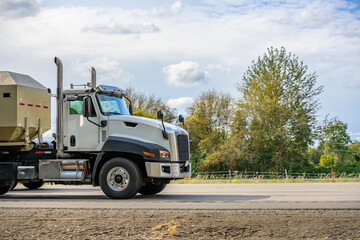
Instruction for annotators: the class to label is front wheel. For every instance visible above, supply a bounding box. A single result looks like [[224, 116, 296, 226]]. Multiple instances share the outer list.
[[99, 158, 142, 199], [23, 180, 44, 190], [139, 182, 167, 195]]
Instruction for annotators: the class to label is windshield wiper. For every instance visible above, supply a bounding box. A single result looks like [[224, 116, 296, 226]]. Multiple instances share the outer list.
[[107, 112, 121, 115]]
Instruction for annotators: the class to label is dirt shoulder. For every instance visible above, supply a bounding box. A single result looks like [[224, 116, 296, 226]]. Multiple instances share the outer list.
[[0, 208, 359, 239]]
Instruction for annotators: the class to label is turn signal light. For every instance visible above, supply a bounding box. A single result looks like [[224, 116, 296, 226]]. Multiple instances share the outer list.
[[143, 151, 155, 158]]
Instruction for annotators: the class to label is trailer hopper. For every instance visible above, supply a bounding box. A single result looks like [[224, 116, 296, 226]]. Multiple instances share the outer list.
[[0, 71, 50, 151]]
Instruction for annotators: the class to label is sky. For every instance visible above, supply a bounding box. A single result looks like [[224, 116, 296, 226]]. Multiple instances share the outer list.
[[0, 0, 359, 140]]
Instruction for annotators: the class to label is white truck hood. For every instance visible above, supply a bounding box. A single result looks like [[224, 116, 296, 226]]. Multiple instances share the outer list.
[[108, 115, 187, 134]]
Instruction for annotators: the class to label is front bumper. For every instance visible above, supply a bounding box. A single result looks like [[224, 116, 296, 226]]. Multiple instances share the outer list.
[[145, 161, 191, 179]]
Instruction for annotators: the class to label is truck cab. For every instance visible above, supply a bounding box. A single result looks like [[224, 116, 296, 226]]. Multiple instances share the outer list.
[[0, 57, 191, 199]]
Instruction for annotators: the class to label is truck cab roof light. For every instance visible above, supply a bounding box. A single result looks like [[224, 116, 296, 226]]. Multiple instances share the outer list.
[[97, 85, 127, 95]]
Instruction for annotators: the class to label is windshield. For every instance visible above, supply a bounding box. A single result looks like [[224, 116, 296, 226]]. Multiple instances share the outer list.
[[97, 93, 130, 116]]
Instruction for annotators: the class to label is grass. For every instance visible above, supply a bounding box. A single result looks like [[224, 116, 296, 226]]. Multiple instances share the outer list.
[[171, 175, 360, 184]]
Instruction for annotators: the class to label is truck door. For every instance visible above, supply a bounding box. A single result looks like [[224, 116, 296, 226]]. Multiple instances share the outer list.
[[64, 95, 100, 152]]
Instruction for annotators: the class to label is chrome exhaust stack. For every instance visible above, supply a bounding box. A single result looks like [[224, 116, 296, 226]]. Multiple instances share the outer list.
[[54, 57, 64, 156], [90, 67, 96, 88]]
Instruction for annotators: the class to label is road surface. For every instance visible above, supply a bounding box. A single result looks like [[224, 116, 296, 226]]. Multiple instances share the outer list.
[[1, 182, 359, 209]]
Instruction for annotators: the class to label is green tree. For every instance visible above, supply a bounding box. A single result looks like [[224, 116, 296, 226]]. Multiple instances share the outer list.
[[235, 47, 323, 171], [307, 147, 322, 165], [201, 132, 250, 171], [319, 155, 334, 168], [126, 87, 177, 123], [201, 106, 252, 171], [317, 117, 351, 164], [349, 141, 360, 162], [185, 89, 233, 171]]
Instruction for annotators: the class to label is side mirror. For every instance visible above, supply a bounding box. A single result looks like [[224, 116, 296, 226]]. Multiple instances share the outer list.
[[129, 103, 133, 115], [157, 110, 164, 120], [66, 95, 78, 101], [83, 96, 93, 118], [179, 115, 185, 128]]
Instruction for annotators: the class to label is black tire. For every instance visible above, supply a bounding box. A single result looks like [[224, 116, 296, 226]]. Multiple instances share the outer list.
[[139, 182, 167, 195], [10, 181, 18, 191], [0, 184, 11, 196], [23, 180, 44, 190], [99, 158, 142, 199]]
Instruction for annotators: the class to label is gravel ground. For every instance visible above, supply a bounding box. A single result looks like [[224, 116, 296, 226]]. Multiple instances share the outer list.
[[0, 208, 359, 239]]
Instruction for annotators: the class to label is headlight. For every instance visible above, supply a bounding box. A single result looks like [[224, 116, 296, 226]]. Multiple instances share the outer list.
[[159, 150, 170, 160]]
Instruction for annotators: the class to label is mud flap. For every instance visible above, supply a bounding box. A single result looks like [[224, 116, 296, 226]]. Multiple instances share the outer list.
[[0, 162, 20, 181]]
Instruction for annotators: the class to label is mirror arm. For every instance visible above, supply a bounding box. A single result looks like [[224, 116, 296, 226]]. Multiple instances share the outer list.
[[83, 93, 106, 128], [161, 118, 168, 140], [157, 110, 168, 140], [124, 95, 133, 115], [86, 116, 106, 127]]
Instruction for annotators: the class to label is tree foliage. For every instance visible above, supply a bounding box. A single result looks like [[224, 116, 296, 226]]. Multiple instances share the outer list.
[[316, 117, 352, 164], [231, 47, 324, 171], [319, 155, 334, 168], [185, 89, 233, 171], [126, 87, 177, 123], [186, 47, 328, 172]]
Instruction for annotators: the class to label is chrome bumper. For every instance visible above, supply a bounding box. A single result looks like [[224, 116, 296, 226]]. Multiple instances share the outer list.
[[145, 162, 191, 179]]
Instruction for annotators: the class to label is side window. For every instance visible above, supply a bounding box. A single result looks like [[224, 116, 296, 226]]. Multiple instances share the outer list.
[[70, 96, 84, 114], [69, 96, 97, 117]]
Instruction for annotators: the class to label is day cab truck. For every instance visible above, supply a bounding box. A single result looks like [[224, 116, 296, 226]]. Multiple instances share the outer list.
[[0, 57, 191, 199]]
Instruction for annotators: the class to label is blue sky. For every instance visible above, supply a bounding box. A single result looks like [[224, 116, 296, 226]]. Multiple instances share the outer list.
[[0, 0, 359, 140]]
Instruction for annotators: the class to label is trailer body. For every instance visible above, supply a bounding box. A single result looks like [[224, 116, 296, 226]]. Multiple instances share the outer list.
[[0, 71, 50, 149]]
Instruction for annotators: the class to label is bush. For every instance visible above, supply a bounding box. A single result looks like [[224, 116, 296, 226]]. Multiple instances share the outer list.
[[319, 155, 334, 168]]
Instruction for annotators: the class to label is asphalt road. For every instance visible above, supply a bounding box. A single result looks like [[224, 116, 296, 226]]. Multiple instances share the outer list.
[[0, 182, 359, 209]]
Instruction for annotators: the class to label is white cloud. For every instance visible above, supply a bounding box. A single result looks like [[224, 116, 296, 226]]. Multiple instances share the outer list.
[[74, 58, 134, 83], [345, 82, 360, 89], [207, 64, 230, 74], [171, 0, 183, 14], [152, 0, 183, 16], [0, 0, 41, 19], [163, 61, 209, 87], [167, 97, 194, 109], [83, 21, 160, 35]]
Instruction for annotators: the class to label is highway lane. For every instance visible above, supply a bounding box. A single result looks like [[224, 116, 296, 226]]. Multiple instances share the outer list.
[[0, 182, 359, 209]]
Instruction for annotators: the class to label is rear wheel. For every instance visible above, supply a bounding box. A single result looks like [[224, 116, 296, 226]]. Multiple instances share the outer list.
[[99, 158, 142, 199], [0, 183, 12, 196], [139, 182, 167, 195], [23, 180, 44, 190], [10, 181, 18, 191]]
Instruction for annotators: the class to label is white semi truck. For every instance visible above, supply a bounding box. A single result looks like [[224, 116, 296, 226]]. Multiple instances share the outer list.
[[0, 57, 191, 199]]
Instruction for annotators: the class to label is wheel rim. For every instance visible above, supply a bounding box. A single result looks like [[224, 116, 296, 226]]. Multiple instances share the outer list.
[[106, 167, 130, 191]]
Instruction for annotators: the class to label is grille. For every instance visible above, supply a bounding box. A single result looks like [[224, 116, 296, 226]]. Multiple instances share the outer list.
[[177, 135, 190, 161]]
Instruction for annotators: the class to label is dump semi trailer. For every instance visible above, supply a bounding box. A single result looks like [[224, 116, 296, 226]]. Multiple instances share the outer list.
[[0, 57, 191, 199], [0, 72, 51, 146]]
